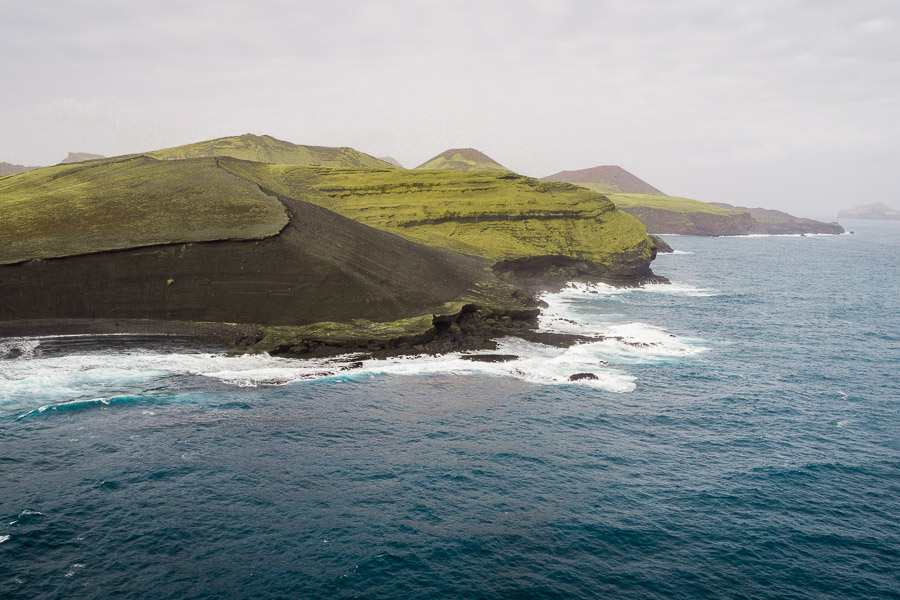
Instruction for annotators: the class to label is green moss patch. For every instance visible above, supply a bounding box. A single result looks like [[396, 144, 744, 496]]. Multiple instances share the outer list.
[[0, 156, 288, 264]]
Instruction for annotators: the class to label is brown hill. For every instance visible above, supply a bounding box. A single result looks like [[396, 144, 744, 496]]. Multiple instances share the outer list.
[[542, 165, 664, 195]]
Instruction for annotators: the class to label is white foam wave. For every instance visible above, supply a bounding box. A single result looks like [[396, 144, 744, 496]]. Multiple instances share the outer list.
[[0, 338, 41, 360], [0, 535, 9, 544], [721, 233, 839, 238], [537, 282, 710, 363], [358, 338, 636, 392], [1, 280, 712, 411], [670, 250, 694, 255], [1, 338, 637, 415], [539, 281, 717, 306], [0, 349, 352, 403]]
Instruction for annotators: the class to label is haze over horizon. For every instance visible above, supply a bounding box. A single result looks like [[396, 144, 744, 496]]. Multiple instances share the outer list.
[[3, 0, 898, 219]]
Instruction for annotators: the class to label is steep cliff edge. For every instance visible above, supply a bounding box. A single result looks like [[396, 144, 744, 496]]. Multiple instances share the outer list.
[[221, 160, 662, 284]]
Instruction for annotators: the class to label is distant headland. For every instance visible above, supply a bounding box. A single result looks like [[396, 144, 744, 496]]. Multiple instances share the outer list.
[[542, 166, 843, 236]]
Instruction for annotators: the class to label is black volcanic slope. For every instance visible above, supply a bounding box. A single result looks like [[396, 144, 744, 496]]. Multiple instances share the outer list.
[[0, 160, 488, 326]]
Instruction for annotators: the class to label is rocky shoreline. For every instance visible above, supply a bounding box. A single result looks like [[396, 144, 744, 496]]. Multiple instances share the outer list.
[[0, 272, 656, 364]]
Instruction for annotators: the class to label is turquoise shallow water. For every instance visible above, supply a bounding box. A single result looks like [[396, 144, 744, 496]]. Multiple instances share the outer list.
[[1, 221, 898, 599]]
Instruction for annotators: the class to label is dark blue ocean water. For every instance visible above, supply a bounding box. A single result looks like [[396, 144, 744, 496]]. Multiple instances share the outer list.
[[1, 221, 898, 599]]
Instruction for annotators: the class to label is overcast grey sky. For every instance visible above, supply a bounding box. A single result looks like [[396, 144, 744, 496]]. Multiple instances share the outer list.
[[3, 0, 898, 218]]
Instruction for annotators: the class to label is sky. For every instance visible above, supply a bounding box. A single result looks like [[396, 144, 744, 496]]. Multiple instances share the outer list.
[[2, 0, 899, 219]]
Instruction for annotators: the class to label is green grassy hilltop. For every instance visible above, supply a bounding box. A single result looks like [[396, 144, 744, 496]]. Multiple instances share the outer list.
[[415, 148, 508, 171], [0, 156, 288, 264], [220, 160, 655, 278], [148, 133, 397, 169]]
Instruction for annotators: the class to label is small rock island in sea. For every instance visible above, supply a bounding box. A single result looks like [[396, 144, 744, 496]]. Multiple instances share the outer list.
[[838, 202, 900, 221], [0, 134, 668, 358]]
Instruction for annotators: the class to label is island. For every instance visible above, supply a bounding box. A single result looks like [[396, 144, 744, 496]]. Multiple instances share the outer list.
[[0, 134, 666, 358], [838, 202, 900, 221]]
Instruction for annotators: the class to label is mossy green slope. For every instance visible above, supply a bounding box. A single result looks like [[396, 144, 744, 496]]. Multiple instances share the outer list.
[[148, 133, 396, 169], [0, 156, 288, 265], [415, 148, 508, 171], [220, 160, 655, 278]]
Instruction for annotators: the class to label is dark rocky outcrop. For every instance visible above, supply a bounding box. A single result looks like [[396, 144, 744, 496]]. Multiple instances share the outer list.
[[569, 372, 599, 381], [649, 235, 674, 253]]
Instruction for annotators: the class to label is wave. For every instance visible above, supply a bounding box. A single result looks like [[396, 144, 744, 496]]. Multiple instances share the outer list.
[[721, 233, 841, 238], [537, 282, 718, 317], [1, 280, 711, 413], [15, 396, 164, 420], [537, 282, 710, 363], [356, 338, 637, 392], [0, 338, 41, 360], [0, 343, 636, 414]]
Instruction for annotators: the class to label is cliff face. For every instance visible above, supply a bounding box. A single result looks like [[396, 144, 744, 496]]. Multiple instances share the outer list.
[[616, 205, 759, 236], [711, 203, 845, 234]]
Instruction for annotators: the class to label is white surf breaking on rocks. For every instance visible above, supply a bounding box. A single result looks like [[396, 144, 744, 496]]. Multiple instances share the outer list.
[[0, 281, 710, 414]]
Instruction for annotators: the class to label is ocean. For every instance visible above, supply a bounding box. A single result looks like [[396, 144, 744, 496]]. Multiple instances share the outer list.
[[1, 221, 898, 599]]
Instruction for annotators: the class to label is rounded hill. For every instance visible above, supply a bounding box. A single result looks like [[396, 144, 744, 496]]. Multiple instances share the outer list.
[[147, 134, 397, 169], [542, 165, 664, 195], [415, 148, 508, 171]]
